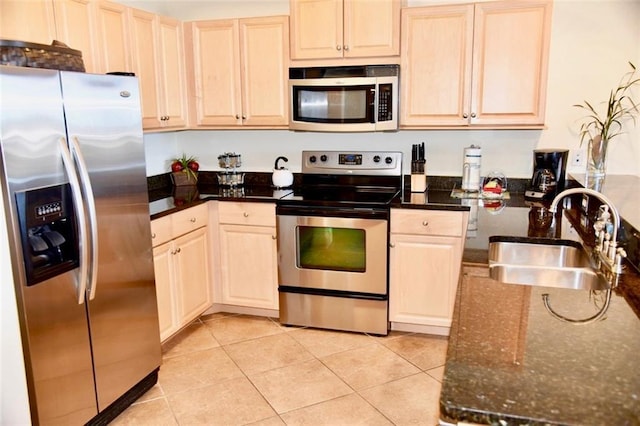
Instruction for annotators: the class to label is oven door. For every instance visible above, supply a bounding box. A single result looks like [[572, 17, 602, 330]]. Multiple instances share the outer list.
[[277, 209, 388, 295], [289, 77, 377, 132]]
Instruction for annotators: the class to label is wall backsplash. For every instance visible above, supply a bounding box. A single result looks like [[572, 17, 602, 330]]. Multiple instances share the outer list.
[[144, 129, 542, 179]]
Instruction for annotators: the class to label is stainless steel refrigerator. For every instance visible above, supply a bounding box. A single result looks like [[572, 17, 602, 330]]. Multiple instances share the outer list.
[[0, 66, 161, 425]]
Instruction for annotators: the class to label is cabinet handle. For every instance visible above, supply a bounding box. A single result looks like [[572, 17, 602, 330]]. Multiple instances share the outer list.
[[389, 242, 395, 248], [176, 247, 181, 253], [235, 114, 240, 119], [242, 115, 246, 120], [152, 233, 156, 239], [243, 212, 249, 217], [343, 45, 349, 51], [462, 113, 468, 119], [336, 45, 342, 51], [190, 217, 196, 223], [470, 112, 477, 118], [272, 235, 277, 240], [422, 220, 429, 227]]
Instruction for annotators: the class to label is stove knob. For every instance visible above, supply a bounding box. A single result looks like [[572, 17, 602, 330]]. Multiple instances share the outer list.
[[309, 155, 317, 163], [320, 155, 328, 162], [373, 155, 381, 163], [385, 156, 393, 164]]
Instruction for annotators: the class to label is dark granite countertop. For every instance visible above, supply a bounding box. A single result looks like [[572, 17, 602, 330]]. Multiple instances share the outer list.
[[147, 172, 295, 220], [440, 177, 640, 425], [441, 266, 640, 425], [147, 172, 487, 219]]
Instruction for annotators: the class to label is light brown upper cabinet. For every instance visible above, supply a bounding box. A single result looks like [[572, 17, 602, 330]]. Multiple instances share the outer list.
[[93, 1, 133, 74], [53, 0, 99, 73], [400, 0, 552, 128], [0, 0, 98, 73], [184, 16, 289, 128], [290, 0, 402, 61], [0, 0, 56, 45], [130, 9, 187, 130]]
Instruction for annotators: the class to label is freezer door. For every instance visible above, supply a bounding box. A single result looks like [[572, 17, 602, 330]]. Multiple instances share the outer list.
[[59, 71, 161, 410], [0, 67, 98, 424]]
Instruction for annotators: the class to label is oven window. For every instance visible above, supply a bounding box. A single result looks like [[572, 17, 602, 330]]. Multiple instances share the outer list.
[[296, 226, 365, 272]]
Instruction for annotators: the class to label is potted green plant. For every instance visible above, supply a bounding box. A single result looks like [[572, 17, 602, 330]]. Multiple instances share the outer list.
[[574, 62, 640, 178]]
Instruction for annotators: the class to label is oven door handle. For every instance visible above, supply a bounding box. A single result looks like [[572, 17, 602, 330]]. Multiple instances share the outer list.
[[276, 205, 388, 219]]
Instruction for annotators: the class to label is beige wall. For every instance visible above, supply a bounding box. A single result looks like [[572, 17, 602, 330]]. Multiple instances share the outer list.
[[133, 0, 640, 179]]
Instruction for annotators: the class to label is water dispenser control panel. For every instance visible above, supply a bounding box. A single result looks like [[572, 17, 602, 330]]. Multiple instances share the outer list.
[[15, 184, 79, 286]]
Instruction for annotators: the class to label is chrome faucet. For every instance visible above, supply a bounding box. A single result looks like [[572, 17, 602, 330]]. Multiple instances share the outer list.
[[550, 187, 626, 274]]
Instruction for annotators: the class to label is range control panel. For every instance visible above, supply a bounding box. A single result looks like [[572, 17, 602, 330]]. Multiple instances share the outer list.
[[302, 151, 402, 176]]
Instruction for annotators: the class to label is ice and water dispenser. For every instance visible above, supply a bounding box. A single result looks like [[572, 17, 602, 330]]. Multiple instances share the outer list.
[[15, 184, 79, 286]]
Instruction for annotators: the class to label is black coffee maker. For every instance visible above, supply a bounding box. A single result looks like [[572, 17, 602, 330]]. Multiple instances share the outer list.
[[525, 149, 569, 201]]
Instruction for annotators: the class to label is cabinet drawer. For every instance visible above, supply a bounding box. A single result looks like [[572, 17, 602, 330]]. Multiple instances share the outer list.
[[150, 215, 173, 247], [171, 203, 209, 237], [391, 209, 465, 237], [218, 201, 275, 226]]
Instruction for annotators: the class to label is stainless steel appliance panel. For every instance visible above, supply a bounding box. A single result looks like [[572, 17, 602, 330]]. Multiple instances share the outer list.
[[289, 66, 399, 132], [277, 214, 388, 294], [0, 66, 98, 424], [279, 291, 388, 335], [59, 71, 161, 410], [1, 66, 161, 424]]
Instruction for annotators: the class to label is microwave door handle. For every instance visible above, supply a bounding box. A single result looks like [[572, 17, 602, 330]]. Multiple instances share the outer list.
[[58, 138, 89, 305], [370, 87, 377, 124], [70, 136, 99, 301]]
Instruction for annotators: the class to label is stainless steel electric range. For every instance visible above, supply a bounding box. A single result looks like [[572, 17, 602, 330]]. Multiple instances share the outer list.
[[276, 150, 403, 335]]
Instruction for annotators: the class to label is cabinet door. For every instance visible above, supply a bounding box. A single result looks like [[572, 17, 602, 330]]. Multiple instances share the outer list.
[[156, 15, 188, 129], [0, 0, 56, 44], [344, 0, 401, 58], [219, 224, 278, 310], [94, 1, 132, 74], [290, 0, 343, 60], [400, 5, 473, 126], [186, 19, 241, 126], [389, 233, 462, 327], [471, 0, 552, 125], [53, 0, 98, 73], [153, 241, 179, 342], [240, 16, 289, 126], [174, 227, 212, 325], [130, 8, 162, 129]]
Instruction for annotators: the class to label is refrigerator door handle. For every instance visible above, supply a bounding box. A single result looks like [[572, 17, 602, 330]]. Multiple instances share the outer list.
[[59, 137, 89, 304], [70, 136, 99, 301]]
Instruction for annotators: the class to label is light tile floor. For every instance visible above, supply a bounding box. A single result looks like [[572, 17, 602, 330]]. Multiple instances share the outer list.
[[111, 313, 448, 425]]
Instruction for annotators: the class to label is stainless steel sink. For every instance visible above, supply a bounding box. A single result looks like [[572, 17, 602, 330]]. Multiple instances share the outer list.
[[488, 237, 610, 290]]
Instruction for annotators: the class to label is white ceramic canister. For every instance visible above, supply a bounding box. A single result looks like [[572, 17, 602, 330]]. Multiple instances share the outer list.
[[462, 145, 482, 192]]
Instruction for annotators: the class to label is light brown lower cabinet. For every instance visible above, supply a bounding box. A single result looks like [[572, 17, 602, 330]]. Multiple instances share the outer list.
[[217, 202, 278, 310], [151, 204, 211, 342], [389, 209, 468, 335]]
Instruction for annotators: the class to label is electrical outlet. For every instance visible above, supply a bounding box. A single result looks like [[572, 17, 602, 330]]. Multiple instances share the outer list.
[[572, 149, 585, 167]]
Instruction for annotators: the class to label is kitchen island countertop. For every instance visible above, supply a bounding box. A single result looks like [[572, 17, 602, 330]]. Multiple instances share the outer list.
[[439, 176, 640, 426]]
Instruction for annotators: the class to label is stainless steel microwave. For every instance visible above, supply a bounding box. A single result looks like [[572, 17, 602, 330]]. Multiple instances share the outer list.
[[289, 65, 399, 132]]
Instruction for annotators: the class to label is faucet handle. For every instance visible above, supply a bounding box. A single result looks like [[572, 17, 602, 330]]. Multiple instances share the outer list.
[[614, 247, 627, 272], [597, 204, 611, 222]]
